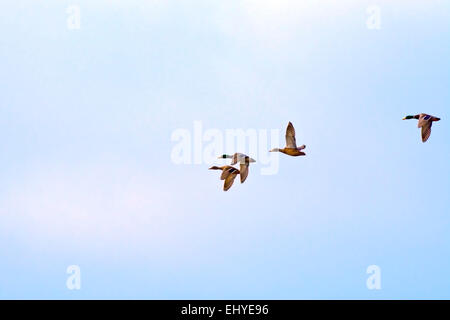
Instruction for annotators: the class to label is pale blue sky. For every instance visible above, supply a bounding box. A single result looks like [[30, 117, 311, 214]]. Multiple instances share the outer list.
[[0, 0, 449, 299]]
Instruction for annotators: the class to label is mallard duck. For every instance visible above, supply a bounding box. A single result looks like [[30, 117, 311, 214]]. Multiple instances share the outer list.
[[269, 122, 306, 156], [402, 113, 441, 142], [209, 165, 240, 191], [218, 153, 256, 183]]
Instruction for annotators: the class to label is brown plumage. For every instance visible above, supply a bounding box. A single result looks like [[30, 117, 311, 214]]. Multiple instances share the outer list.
[[270, 122, 306, 156], [403, 113, 441, 142], [218, 153, 256, 183], [208, 165, 240, 191]]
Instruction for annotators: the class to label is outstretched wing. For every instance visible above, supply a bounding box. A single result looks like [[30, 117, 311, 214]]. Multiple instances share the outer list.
[[239, 163, 249, 183], [223, 173, 238, 191], [230, 153, 237, 165], [285, 122, 297, 148], [421, 121, 432, 142], [230, 153, 246, 165], [220, 169, 229, 180]]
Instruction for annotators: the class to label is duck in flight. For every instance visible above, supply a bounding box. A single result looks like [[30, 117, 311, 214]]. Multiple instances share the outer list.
[[208, 165, 240, 191], [402, 113, 441, 142], [218, 153, 256, 183], [269, 122, 306, 156]]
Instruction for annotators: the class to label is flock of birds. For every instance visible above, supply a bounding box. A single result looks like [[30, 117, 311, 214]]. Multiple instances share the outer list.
[[210, 113, 441, 191]]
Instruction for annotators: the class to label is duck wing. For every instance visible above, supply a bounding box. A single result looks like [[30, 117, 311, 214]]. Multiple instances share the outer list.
[[239, 163, 249, 183], [223, 171, 239, 191], [230, 153, 245, 165], [421, 121, 432, 142], [220, 166, 238, 180], [285, 122, 297, 148]]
